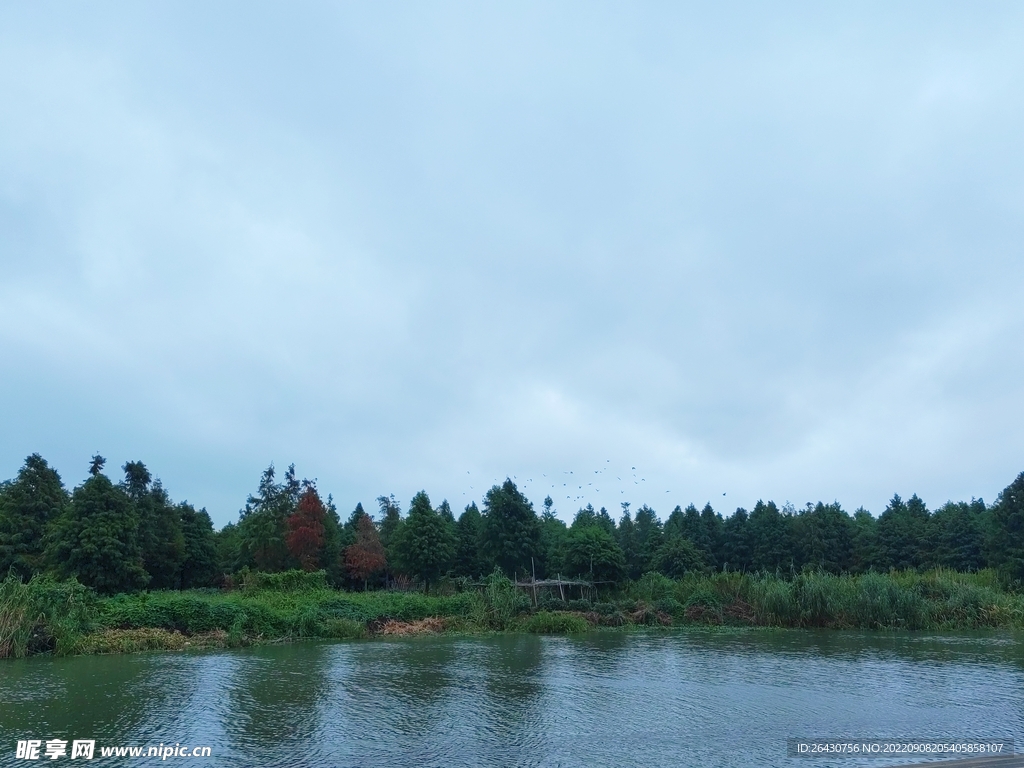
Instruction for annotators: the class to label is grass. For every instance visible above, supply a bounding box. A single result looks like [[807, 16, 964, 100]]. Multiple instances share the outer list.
[[2, 568, 1021, 658]]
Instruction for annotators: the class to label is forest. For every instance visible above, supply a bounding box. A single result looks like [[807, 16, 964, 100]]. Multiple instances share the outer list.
[[2, 452, 1023, 595], [2, 453, 1024, 658]]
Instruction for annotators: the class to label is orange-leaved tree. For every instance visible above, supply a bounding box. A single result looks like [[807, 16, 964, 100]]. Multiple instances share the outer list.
[[345, 513, 386, 590], [287, 485, 326, 571]]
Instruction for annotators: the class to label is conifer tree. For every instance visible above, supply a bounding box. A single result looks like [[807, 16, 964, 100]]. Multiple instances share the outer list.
[[345, 513, 386, 590], [988, 472, 1024, 583], [392, 491, 455, 592], [480, 479, 540, 578], [122, 461, 185, 589], [178, 503, 219, 588], [562, 525, 625, 581], [653, 535, 706, 578], [720, 507, 752, 572], [633, 505, 663, 575], [238, 465, 294, 571], [48, 462, 148, 594], [0, 454, 68, 579], [749, 500, 792, 573], [455, 502, 485, 578], [930, 500, 985, 572], [319, 494, 345, 586], [287, 484, 327, 571], [537, 497, 567, 578]]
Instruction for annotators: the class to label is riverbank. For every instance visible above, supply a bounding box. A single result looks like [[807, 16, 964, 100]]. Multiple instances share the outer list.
[[2, 569, 1022, 658]]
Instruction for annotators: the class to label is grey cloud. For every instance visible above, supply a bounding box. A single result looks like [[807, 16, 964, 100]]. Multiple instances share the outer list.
[[2, 2, 1023, 524]]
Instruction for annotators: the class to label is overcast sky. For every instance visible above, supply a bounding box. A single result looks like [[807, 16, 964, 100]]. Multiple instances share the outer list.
[[2, 3, 1023, 527]]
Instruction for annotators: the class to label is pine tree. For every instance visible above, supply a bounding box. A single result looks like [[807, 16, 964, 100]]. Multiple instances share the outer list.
[[392, 491, 455, 592], [345, 514, 386, 589], [319, 494, 345, 587], [122, 462, 185, 589], [238, 465, 294, 572], [537, 498, 567, 578], [377, 495, 403, 586], [633, 505, 663, 575], [455, 502, 485, 578], [561, 525, 625, 581], [480, 479, 540, 579], [749, 500, 792, 573], [616, 504, 639, 579], [0, 454, 68, 579], [178, 503, 219, 588], [877, 494, 930, 570], [931, 500, 985, 572], [988, 472, 1024, 583], [720, 508, 752, 572], [793, 502, 853, 574], [850, 508, 879, 572], [286, 484, 327, 571], [653, 536, 706, 578], [48, 464, 148, 594], [700, 503, 722, 567]]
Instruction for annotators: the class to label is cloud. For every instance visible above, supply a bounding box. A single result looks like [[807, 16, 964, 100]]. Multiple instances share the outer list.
[[2, 2, 1023, 524]]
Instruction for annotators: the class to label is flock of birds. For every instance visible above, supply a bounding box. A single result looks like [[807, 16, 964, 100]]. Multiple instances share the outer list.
[[458, 460, 726, 510]]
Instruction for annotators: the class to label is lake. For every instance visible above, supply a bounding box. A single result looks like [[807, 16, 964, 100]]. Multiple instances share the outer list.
[[1, 630, 1021, 767]]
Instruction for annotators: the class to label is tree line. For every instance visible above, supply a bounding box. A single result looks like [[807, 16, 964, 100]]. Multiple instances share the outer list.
[[1, 453, 1022, 594]]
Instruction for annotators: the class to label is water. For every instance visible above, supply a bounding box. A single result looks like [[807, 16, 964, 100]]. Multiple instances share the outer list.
[[1, 630, 1022, 767]]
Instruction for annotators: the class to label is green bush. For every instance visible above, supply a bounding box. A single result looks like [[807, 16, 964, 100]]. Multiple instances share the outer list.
[[237, 569, 328, 592], [521, 611, 590, 634], [629, 572, 675, 602], [0, 574, 96, 658]]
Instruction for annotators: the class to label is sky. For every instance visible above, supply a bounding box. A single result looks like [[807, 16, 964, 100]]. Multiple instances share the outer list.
[[2, 3, 1024, 528]]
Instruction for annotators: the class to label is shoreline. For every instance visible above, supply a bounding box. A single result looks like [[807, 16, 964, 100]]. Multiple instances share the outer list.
[[3, 568, 1022, 660]]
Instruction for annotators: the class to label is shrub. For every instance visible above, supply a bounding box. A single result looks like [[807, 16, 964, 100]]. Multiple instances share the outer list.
[[629, 572, 675, 602], [0, 574, 96, 658], [238, 569, 328, 592], [521, 611, 590, 634]]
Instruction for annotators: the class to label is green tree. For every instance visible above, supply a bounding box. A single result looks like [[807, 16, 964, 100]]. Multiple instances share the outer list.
[[572, 503, 598, 529], [700, 503, 722, 567], [561, 525, 625, 582], [720, 507, 752, 572], [377, 494, 403, 587], [237, 465, 295, 572], [454, 502, 486, 578], [653, 536, 706, 578], [480, 479, 540, 578], [213, 521, 242, 574], [616, 504, 638, 579], [178, 503, 219, 588], [122, 461, 185, 589], [850, 508, 879, 572], [793, 502, 853, 574], [437, 499, 456, 524], [537, 497, 568, 578], [877, 494, 930, 570], [0, 454, 68, 580], [48, 465, 148, 594], [988, 472, 1024, 583], [663, 505, 686, 541], [748, 500, 793, 573], [391, 491, 455, 592], [633, 505, 663, 576], [680, 504, 707, 552], [930, 500, 985, 572], [319, 494, 345, 587]]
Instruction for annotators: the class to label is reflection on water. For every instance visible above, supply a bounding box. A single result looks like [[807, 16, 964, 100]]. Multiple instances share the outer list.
[[1, 630, 1021, 768]]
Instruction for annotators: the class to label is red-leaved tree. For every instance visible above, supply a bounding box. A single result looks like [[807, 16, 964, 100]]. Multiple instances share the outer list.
[[287, 486, 326, 571], [345, 513, 386, 590]]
